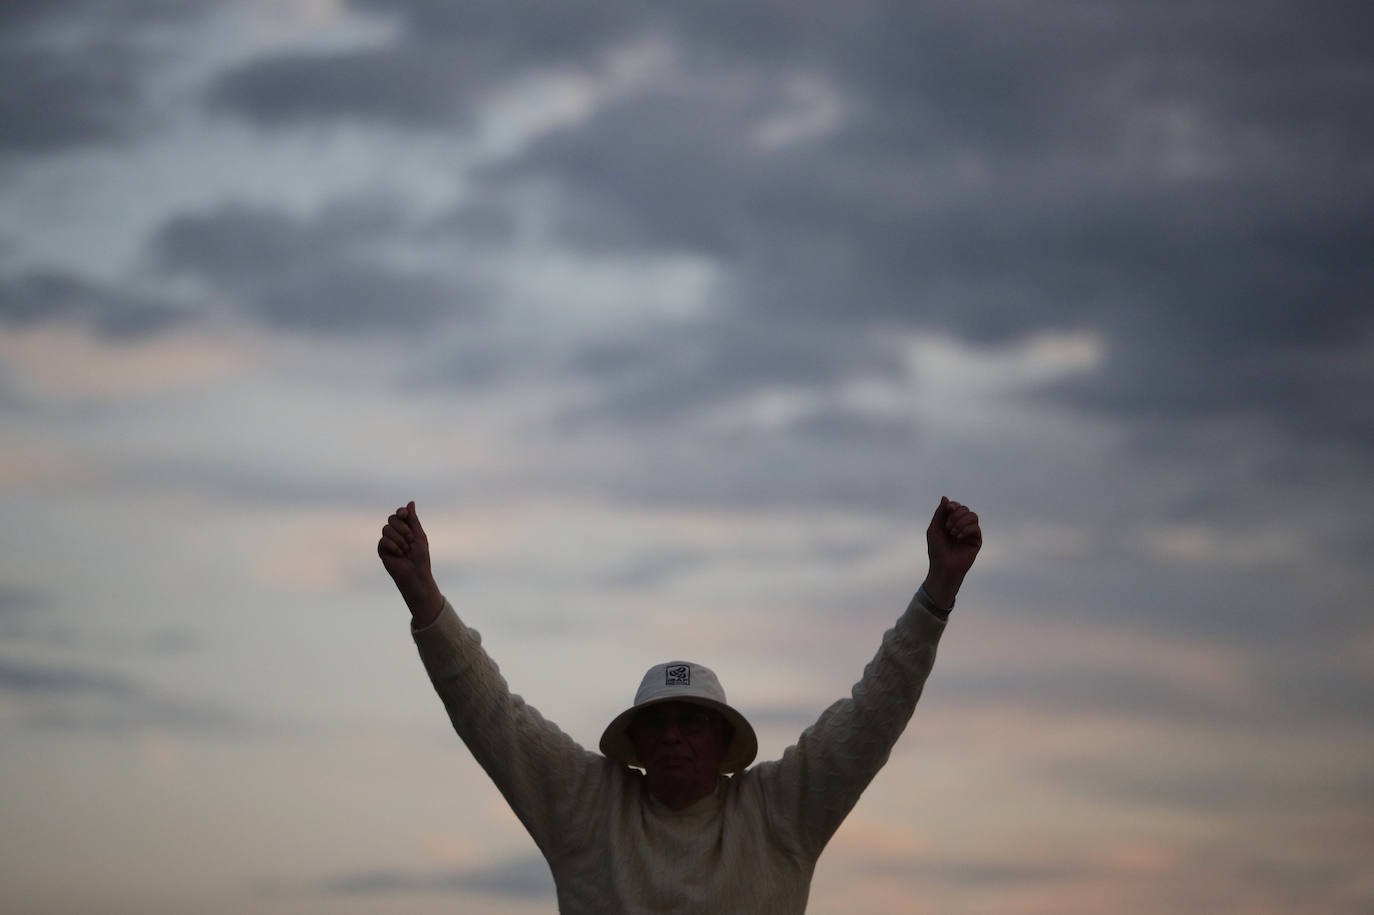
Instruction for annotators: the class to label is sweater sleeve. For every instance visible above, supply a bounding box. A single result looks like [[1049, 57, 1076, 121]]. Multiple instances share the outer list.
[[411, 599, 606, 855], [753, 592, 947, 858]]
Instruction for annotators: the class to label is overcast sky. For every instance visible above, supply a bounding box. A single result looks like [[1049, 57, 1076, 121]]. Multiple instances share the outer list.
[[3, 1, 1372, 912]]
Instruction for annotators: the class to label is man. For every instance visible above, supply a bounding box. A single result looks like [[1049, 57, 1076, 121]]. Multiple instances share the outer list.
[[378, 496, 981, 913]]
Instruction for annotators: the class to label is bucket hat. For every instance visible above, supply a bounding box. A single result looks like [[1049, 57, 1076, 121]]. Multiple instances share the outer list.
[[599, 661, 758, 774]]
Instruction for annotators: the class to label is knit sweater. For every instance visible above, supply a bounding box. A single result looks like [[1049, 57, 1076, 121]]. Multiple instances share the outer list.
[[411, 592, 948, 914]]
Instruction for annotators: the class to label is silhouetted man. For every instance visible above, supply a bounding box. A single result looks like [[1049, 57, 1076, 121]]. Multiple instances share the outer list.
[[378, 496, 981, 913]]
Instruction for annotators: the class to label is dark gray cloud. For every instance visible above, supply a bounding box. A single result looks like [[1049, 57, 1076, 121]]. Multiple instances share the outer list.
[[825, 1, 1374, 162], [0, 42, 143, 153], [208, 2, 641, 129], [114, 455, 410, 509], [154, 197, 480, 334], [425, 195, 520, 248], [559, 317, 908, 425], [928, 658, 1371, 734], [1046, 757, 1374, 819], [207, 1, 1372, 161], [0, 0, 195, 28], [742, 702, 828, 734], [14, 0, 1363, 537], [0, 585, 46, 617], [600, 546, 712, 590], [0, 657, 138, 695], [477, 73, 825, 263], [193, 1, 1374, 444], [526, 420, 931, 522], [321, 853, 553, 899], [508, 137, 1369, 445], [867, 855, 1091, 891], [208, 45, 482, 130], [1040, 331, 1374, 452], [974, 527, 1361, 651], [874, 844, 1367, 904], [0, 586, 203, 654], [0, 270, 191, 338], [0, 656, 250, 736], [142, 626, 204, 655], [599, 532, 878, 592], [464, 3, 1371, 445], [0, 0, 209, 154], [0, 587, 52, 644], [350, 0, 638, 45]]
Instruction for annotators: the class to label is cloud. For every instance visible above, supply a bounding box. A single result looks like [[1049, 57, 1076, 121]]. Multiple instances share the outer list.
[[0, 587, 52, 642], [884, 856, 1090, 891], [0, 271, 191, 339], [320, 852, 554, 899], [0, 0, 210, 154], [163, 0, 1374, 450], [0, 324, 247, 409], [444, 2, 1372, 446], [1046, 758, 1374, 819], [1039, 328, 1374, 450], [930, 649, 1372, 739], [504, 87, 1371, 439], [0, 579, 203, 655], [0, 585, 47, 617], [111, 454, 404, 509], [206, 0, 645, 129], [0, 43, 143, 153], [558, 317, 908, 426], [208, 44, 481, 130], [153, 197, 481, 335], [1, 6, 1371, 913], [0, 0, 195, 27], [0, 658, 138, 695], [599, 545, 713, 590], [0, 656, 251, 737]]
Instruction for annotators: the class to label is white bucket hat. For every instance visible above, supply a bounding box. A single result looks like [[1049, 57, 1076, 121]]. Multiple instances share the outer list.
[[599, 660, 758, 774]]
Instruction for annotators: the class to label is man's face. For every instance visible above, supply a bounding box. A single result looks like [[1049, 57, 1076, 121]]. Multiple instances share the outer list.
[[629, 701, 730, 800]]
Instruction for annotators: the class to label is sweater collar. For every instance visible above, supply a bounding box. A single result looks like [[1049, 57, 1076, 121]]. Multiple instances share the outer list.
[[645, 776, 727, 818]]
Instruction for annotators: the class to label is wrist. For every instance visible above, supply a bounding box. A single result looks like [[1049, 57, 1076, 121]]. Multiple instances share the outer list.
[[920, 571, 963, 611], [400, 575, 443, 627]]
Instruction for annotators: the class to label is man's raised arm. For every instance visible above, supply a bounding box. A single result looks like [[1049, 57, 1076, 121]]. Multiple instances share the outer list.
[[755, 496, 982, 857], [376, 501, 606, 854]]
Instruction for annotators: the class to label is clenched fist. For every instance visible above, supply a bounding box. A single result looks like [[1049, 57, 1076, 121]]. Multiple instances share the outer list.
[[378, 501, 444, 627], [923, 496, 982, 610]]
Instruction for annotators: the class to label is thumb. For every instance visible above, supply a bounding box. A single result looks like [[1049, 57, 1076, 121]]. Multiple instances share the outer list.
[[931, 495, 951, 526], [406, 500, 419, 526]]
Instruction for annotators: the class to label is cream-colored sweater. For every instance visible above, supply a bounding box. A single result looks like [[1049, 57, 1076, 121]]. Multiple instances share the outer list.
[[411, 592, 947, 914]]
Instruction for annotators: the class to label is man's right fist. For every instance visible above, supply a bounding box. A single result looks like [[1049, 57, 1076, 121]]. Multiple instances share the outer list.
[[378, 501, 443, 626]]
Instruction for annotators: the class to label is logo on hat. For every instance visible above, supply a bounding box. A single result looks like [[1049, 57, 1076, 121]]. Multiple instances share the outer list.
[[665, 664, 690, 686]]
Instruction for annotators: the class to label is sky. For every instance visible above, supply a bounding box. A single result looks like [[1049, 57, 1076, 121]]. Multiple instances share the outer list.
[[2, 1, 1372, 912]]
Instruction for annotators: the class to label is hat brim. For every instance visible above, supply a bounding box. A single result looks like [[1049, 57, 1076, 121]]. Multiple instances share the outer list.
[[599, 696, 758, 774]]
